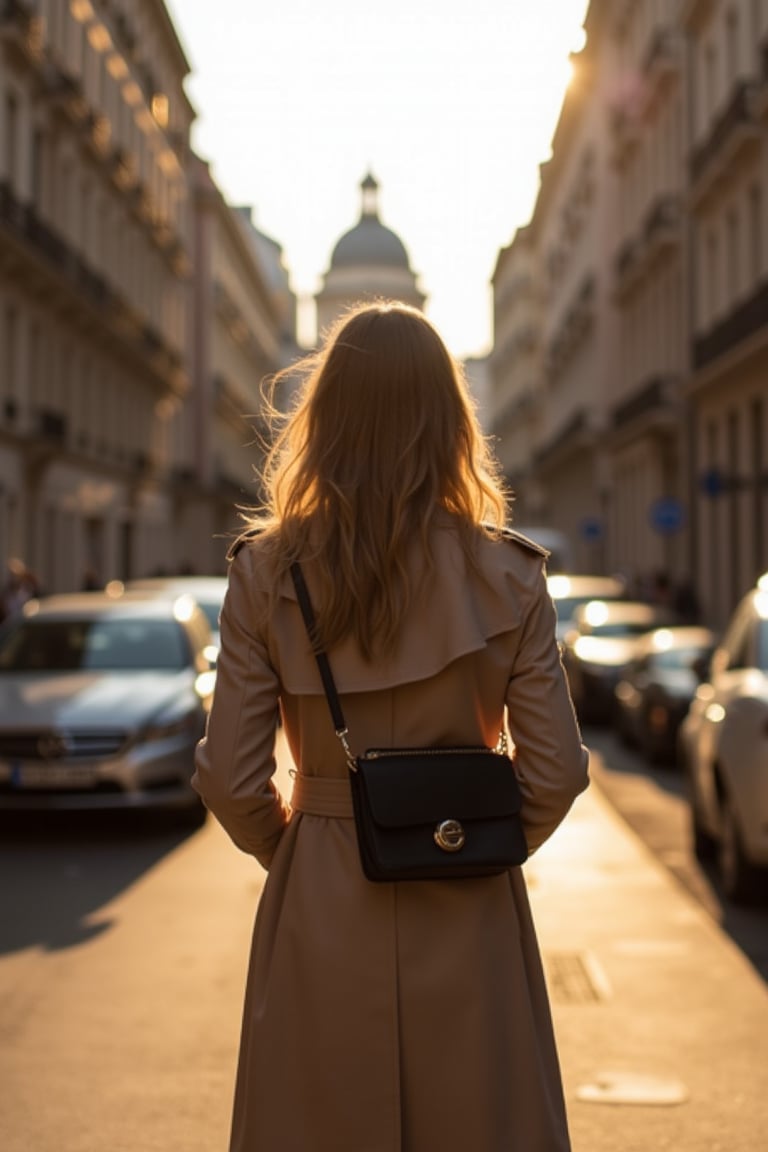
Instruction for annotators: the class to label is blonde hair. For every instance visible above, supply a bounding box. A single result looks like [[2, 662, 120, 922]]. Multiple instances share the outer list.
[[246, 301, 509, 658]]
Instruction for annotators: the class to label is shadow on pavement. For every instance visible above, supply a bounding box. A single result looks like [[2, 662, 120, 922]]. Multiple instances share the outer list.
[[0, 809, 202, 956]]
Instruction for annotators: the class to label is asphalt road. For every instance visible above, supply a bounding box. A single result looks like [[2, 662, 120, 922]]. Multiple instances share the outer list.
[[1, 729, 765, 1151], [0, 739, 300, 1152]]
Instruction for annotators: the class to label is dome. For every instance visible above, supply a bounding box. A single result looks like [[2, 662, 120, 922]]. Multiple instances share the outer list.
[[329, 173, 412, 270], [331, 216, 410, 269]]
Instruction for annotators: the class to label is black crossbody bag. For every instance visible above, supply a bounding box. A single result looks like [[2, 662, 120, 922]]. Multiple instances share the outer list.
[[290, 562, 528, 882]]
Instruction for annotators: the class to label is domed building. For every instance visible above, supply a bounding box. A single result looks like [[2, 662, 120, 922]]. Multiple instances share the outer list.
[[315, 173, 426, 338]]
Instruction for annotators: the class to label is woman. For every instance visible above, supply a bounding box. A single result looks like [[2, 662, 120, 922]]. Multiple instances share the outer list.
[[193, 301, 589, 1152]]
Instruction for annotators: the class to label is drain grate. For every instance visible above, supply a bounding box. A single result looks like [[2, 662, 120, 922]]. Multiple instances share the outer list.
[[544, 950, 611, 1003]]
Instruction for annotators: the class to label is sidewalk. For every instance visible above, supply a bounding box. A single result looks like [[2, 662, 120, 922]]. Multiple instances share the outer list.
[[527, 750, 768, 1152]]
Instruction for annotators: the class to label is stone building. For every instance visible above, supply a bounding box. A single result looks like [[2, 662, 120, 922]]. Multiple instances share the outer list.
[[180, 160, 295, 573], [0, 0, 194, 589], [490, 0, 768, 625], [0, 0, 293, 589], [683, 0, 768, 624], [315, 172, 425, 339]]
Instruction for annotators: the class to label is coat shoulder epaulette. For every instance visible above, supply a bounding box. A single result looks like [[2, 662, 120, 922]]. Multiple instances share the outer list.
[[226, 527, 264, 562], [498, 526, 550, 558]]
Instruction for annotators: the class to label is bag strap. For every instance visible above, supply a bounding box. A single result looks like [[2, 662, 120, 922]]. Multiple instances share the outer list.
[[290, 560, 508, 763], [290, 561, 357, 768]]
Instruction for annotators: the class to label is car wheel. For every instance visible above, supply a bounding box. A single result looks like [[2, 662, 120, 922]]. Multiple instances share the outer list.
[[685, 761, 716, 861], [719, 792, 761, 903], [690, 803, 717, 861]]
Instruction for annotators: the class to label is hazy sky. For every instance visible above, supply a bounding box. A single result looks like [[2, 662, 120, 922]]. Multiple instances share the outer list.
[[164, 0, 589, 355]]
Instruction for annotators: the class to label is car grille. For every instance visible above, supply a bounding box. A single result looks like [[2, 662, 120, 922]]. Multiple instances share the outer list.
[[0, 730, 129, 761]]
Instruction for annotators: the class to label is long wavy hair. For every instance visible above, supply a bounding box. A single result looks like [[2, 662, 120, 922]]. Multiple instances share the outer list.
[[245, 301, 509, 659]]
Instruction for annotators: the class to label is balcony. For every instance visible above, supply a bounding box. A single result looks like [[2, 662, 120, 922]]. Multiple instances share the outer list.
[[611, 375, 680, 437], [0, 0, 43, 64], [690, 82, 760, 194], [641, 27, 681, 102], [758, 39, 768, 121], [692, 280, 768, 370], [83, 113, 112, 159], [534, 409, 593, 473], [42, 63, 88, 125], [643, 194, 682, 262], [109, 147, 138, 192], [545, 275, 595, 381], [37, 409, 67, 445], [609, 104, 643, 169], [0, 178, 28, 235], [615, 237, 638, 286]]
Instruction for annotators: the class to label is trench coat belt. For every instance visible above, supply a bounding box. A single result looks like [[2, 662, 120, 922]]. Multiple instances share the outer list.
[[291, 773, 355, 819]]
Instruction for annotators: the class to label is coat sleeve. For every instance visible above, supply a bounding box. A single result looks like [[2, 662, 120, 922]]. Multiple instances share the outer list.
[[505, 563, 589, 853], [192, 545, 290, 868]]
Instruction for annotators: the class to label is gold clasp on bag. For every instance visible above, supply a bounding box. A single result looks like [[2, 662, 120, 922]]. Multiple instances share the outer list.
[[434, 819, 466, 852]]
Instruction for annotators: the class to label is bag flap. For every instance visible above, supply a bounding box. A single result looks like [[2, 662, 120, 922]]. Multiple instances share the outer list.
[[356, 751, 522, 828]]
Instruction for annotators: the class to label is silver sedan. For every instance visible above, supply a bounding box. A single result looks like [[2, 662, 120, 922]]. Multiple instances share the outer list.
[[0, 590, 216, 823]]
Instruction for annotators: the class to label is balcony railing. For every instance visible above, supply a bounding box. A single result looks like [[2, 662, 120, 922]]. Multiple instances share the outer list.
[[611, 375, 678, 430], [690, 81, 760, 184], [37, 409, 67, 445], [644, 194, 681, 243], [0, 0, 42, 60], [534, 409, 590, 471], [642, 26, 680, 85], [693, 280, 768, 370]]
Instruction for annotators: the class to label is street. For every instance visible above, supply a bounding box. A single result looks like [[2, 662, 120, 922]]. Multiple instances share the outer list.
[[1, 731, 766, 1151]]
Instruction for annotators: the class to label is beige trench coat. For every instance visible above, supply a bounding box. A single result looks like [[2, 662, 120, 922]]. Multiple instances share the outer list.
[[193, 522, 589, 1152]]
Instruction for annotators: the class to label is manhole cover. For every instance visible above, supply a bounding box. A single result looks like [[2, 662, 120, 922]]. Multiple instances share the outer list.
[[577, 1072, 688, 1106]]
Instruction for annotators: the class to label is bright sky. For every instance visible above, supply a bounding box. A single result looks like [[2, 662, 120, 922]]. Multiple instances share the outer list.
[[164, 0, 589, 357]]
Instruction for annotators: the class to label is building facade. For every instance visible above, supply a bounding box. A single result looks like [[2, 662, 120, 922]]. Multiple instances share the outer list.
[[684, 0, 768, 623], [0, 0, 194, 590], [490, 0, 768, 625], [0, 0, 294, 590]]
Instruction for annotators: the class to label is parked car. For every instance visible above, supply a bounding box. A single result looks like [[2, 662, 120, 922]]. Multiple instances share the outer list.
[[561, 599, 679, 725], [679, 574, 768, 902], [614, 625, 716, 764], [0, 590, 216, 822], [547, 573, 628, 643], [125, 576, 227, 654]]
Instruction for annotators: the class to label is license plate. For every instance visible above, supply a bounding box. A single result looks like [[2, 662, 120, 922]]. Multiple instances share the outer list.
[[2, 761, 99, 789]]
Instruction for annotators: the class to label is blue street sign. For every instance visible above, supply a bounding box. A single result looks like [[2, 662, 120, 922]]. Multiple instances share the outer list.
[[700, 466, 725, 498], [580, 516, 604, 542], [650, 497, 685, 535]]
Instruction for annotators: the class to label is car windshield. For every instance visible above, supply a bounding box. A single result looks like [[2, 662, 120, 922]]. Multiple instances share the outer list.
[[0, 617, 189, 672], [654, 645, 712, 670], [588, 621, 658, 638], [759, 618, 768, 671]]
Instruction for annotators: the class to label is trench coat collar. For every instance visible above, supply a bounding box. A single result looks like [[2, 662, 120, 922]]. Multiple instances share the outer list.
[[245, 518, 549, 696]]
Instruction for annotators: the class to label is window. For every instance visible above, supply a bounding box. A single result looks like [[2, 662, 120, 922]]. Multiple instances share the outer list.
[[727, 208, 740, 301], [3, 303, 16, 405], [706, 230, 719, 322], [31, 128, 44, 209], [725, 8, 739, 84], [705, 43, 717, 122], [4, 92, 18, 188], [749, 184, 763, 284]]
